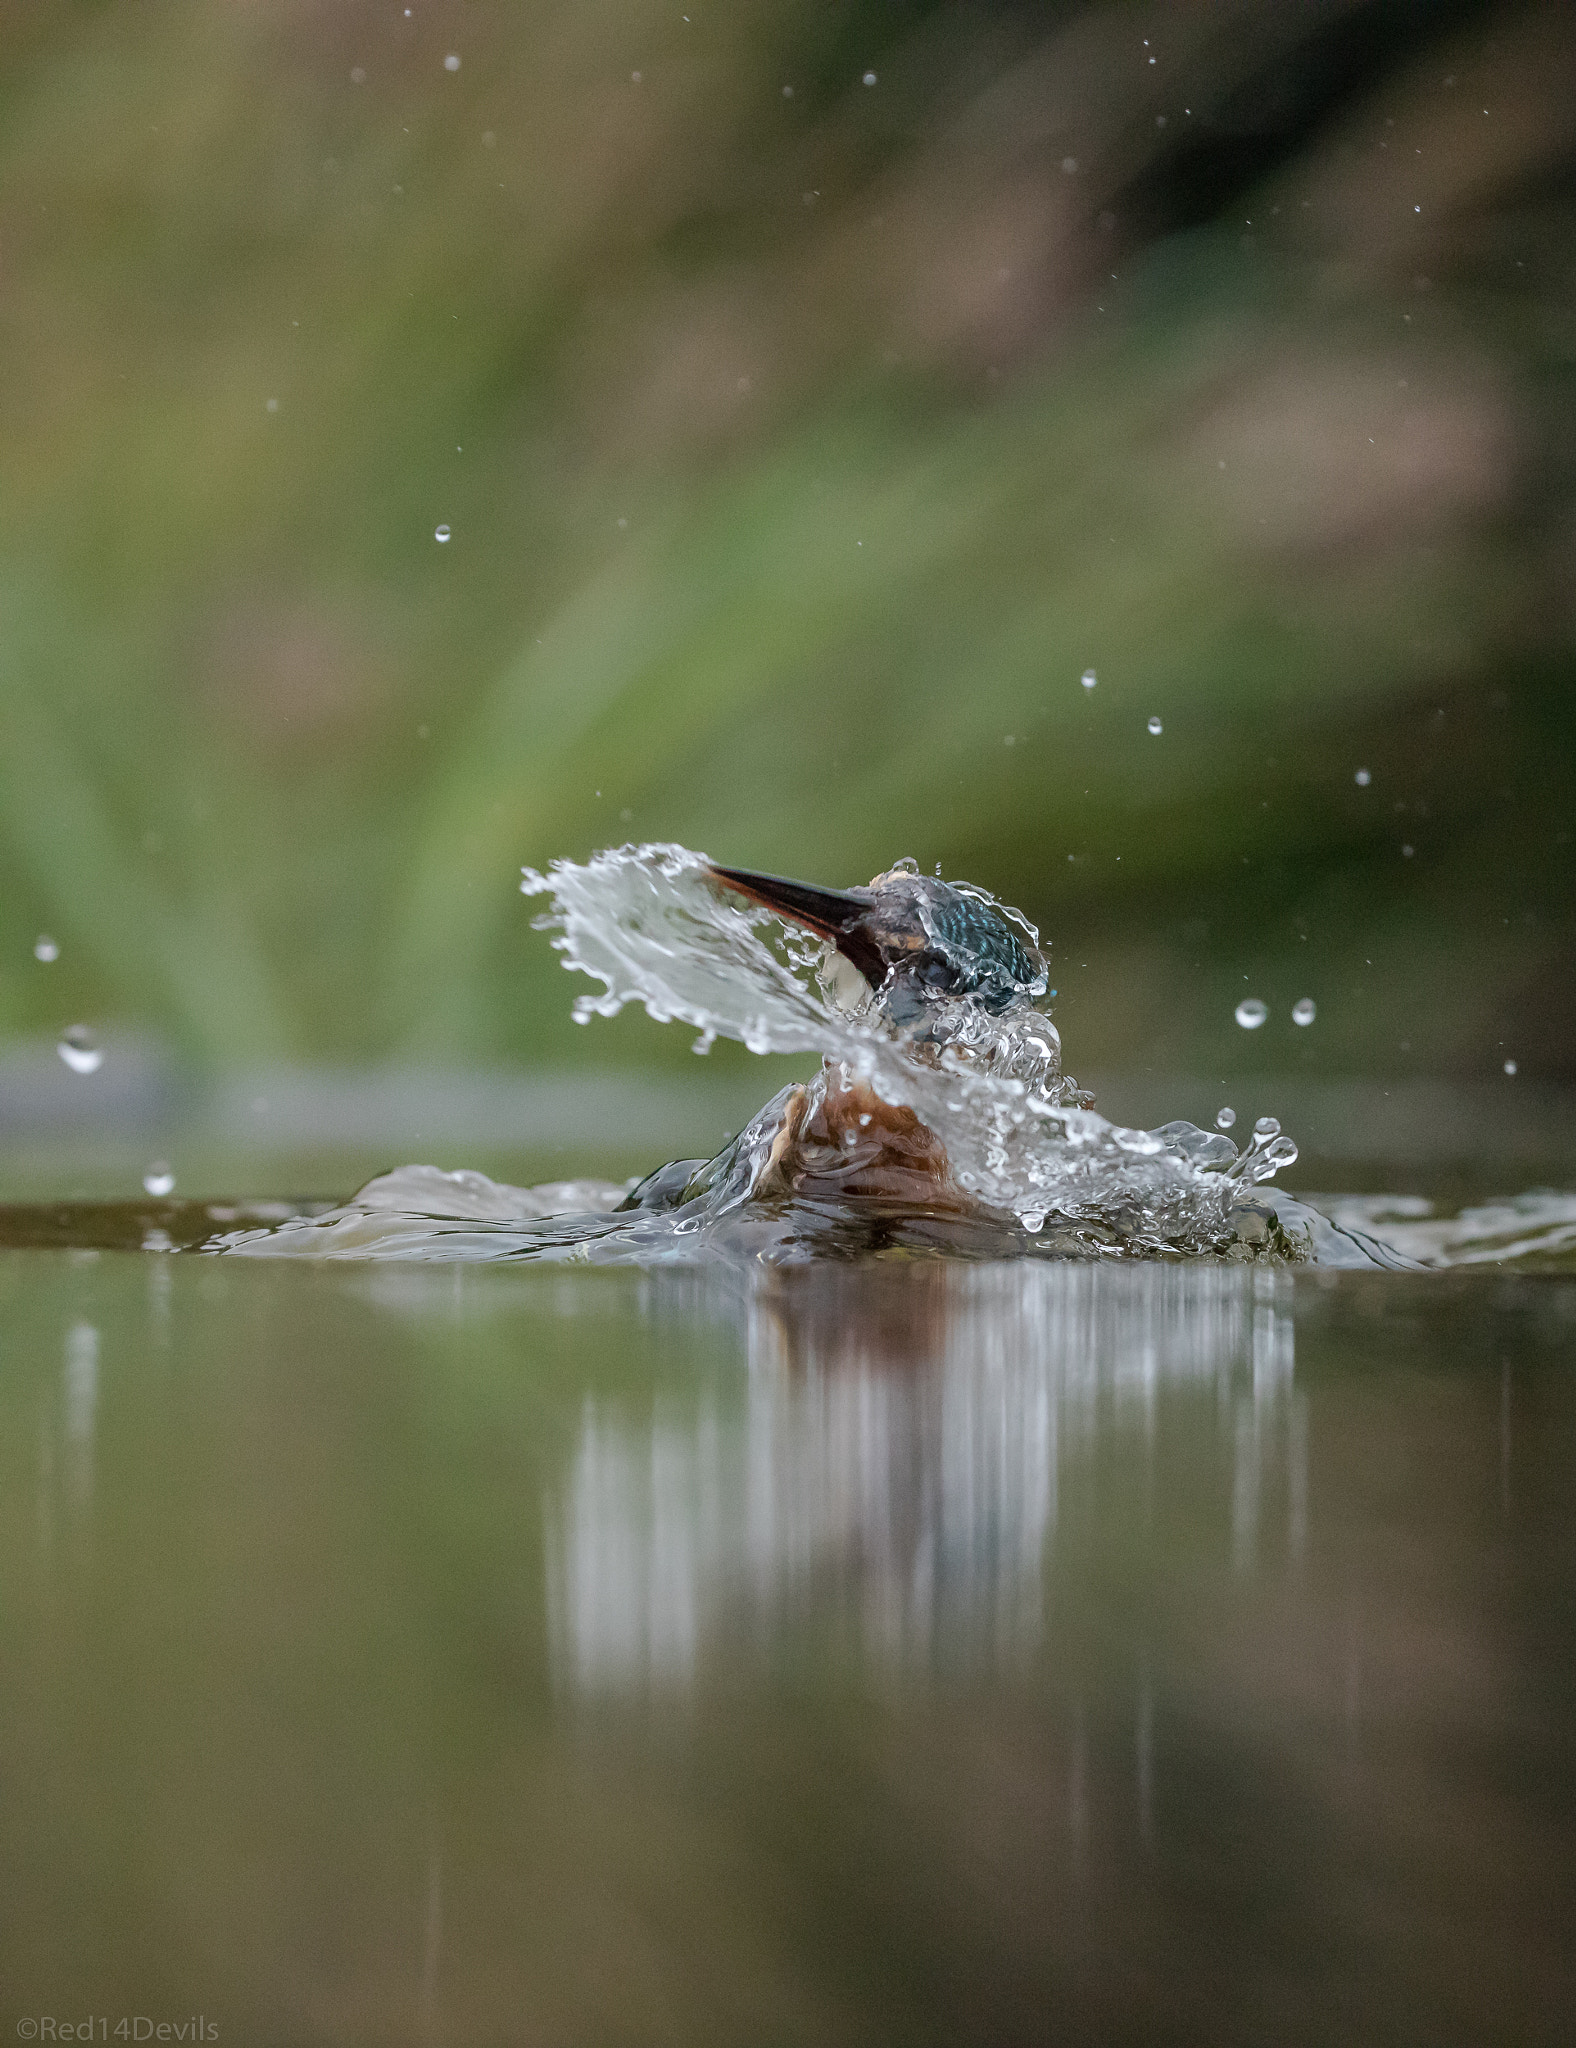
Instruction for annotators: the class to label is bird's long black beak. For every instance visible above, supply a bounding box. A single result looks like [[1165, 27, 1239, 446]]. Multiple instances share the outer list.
[[707, 864, 869, 941]]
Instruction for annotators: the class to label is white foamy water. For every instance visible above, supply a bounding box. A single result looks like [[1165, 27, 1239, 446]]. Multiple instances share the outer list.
[[206, 845, 1575, 1274], [518, 842, 1298, 1229], [217, 843, 1340, 1264]]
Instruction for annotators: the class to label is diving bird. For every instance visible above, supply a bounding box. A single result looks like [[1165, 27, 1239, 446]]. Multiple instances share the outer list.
[[708, 860, 1047, 1024], [612, 861, 1055, 1225]]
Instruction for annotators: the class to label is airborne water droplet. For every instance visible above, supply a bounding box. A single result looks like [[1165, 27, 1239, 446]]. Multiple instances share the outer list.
[[1081, 668, 1097, 690], [1504, 1059, 1517, 1076], [143, 1162, 175, 1197], [1234, 998, 1268, 1029], [57, 1025, 103, 1075], [434, 524, 451, 542], [1215, 1106, 1236, 1130], [444, 52, 461, 72], [34, 935, 59, 962], [1147, 716, 1163, 735], [1291, 997, 1316, 1026], [1355, 768, 1371, 786]]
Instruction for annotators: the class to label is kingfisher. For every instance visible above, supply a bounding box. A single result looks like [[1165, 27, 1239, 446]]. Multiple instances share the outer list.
[[707, 859, 1048, 1025], [611, 861, 1053, 1227]]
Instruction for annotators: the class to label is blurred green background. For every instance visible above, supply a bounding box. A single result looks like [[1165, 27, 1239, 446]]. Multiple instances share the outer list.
[[1, 0, 1572, 1187]]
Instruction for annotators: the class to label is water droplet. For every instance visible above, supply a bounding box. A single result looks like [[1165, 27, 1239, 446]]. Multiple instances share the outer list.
[[264, 397, 279, 414], [1253, 1115, 1280, 1137], [1234, 997, 1268, 1029], [1147, 715, 1163, 735], [862, 70, 877, 86], [33, 935, 59, 962], [444, 52, 461, 71], [1215, 1106, 1236, 1130], [1504, 1059, 1517, 1076], [1022, 1211, 1045, 1234], [1401, 844, 1414, 858], [57, 1026, 103, 1075], [434, 523, 451, 542], [1355, 768, 1371, 786], [143, 1162, 175, 1197], [1291, 997, 1316, 1026], [1081, 668, 1097, 689]]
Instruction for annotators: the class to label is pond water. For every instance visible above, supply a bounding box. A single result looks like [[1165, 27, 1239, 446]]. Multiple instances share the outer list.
[[6, 847, 1573, 2037], [4, 1250, 1573, 2044]]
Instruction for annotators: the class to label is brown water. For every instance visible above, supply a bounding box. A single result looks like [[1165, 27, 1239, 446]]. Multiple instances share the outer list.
[[3, 1250, 1573, 2045]]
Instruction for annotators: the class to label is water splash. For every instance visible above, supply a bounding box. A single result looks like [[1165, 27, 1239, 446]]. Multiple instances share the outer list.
[[218, 843, 1328, 1264], [520, 844, 1240, 1224], [1316, 1191, 1576, 1270], [57, 1025, 103, 1075]]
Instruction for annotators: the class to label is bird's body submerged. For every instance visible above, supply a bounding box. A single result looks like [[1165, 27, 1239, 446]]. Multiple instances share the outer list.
[[616, 1067, 975, 1225]]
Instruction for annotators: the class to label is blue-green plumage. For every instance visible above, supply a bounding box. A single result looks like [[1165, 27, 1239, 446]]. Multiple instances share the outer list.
[[917, 893, 1040, 1011]]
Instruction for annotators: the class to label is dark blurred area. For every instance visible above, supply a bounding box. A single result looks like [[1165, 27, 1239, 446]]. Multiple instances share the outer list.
[[0, 0, 1571, 1120]]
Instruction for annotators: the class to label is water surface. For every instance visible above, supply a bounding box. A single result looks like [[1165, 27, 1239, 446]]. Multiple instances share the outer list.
[[4, 1251, 1572, 2044]]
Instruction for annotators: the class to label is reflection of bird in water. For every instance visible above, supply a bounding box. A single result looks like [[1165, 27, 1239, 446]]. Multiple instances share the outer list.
[[708, 859, 1047, 1025], [623, 861, 1054, 1225]]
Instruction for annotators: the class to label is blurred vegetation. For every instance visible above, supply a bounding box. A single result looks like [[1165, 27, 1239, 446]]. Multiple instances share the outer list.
[[0, 0, 1572, 1087]]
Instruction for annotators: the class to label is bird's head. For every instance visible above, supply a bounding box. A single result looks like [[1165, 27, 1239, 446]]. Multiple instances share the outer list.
[[708, 859, 1048, 1024]]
